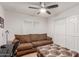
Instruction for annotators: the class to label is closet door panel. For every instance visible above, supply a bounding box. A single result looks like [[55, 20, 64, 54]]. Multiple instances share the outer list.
[[54, 16, 79, 51], [23, 21, 32, 34], [65, 17, 75, 49], [54, 19, 66, 47], [32, 22, 40, 33], [75, 18, 79, 51], [65, 16, 78, 50]]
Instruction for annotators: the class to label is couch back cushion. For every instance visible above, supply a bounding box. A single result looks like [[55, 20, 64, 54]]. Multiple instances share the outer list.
[[15, 35, 31, 43], [39, 34, 47, 40], [30, 34, 47, 42]]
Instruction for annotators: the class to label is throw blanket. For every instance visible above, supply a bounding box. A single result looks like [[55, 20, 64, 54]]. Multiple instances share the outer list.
[[37, 44, 79, 57]]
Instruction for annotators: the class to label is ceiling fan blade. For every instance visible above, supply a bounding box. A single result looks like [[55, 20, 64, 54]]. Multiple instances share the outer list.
[[37, 12, 40, 14], [40, 2, 45, 8], [29, 6, 39, 9], [46, 11, 51, 14], [40, 2, 42, 5], [46, 4, 58, 9]]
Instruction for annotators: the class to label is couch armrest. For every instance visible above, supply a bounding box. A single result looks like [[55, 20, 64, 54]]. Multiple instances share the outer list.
[[47, 36, 53, 43], [47, 36, 52, 40], [12, 39, 20, 44], [12, 39, 20, 56]]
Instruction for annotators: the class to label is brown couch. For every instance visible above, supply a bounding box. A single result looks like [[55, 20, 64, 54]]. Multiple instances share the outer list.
[[12, 33, 53, 56]]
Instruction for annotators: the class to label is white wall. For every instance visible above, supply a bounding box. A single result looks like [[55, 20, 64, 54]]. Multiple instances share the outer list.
[[3, 3, 79, 51], [5, 10, 48, 41], [48, 5, 79, 51], [0, 5, 6, 46], [0, 4, 4, 18]]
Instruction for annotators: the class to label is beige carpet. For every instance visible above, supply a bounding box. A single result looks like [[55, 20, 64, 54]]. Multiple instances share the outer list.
[[22, 52, 37, 57]]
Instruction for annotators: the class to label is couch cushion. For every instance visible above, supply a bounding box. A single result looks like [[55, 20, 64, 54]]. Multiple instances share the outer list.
[[30, 34, 40, 42], [32, 40, 53, 47], [30, 34, 47, 42], [39, 34, 47, 40], [17, 48, 37, 56], [17, 43, 33, 51], [15, 35, 31, 43]]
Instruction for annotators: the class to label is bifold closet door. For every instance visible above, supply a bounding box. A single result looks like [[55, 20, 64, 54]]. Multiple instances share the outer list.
[[32, 22, 40, 33], [74, 16, 79, 51], [54, 19, 66, 47], [54, 16, 79, 51], [22, 21, 33, 34], [76, 22, 79, 51], [22, 21, 45, 34], [65, 16, 79, 51], [65, 16, 76, 49]]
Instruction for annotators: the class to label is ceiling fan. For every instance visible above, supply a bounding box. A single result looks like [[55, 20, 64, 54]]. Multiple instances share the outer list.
[[28, 2, 58, 15]]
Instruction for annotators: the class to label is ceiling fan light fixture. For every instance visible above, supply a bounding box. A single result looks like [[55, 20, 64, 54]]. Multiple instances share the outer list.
[[29, 2, 58, 15], [40, 8, 46, 13]]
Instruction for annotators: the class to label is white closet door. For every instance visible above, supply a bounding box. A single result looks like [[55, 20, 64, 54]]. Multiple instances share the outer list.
[[75, 16, 79, 51], [23, 21, 32, 34], [65, 16, 76, 49], [54, 19, 66, 47], [65, 16, 79, 51], [33, 22, 40, 33], [54, 15, 79, 51]]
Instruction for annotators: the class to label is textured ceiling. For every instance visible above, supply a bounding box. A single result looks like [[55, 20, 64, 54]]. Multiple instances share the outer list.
[[0, 2, 79, 18]]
